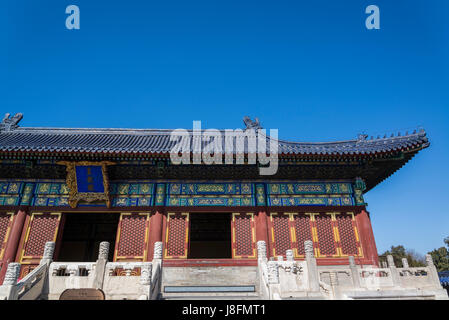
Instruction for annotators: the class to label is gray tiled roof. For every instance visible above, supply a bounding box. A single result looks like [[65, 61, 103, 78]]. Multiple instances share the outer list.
[[0, 126, 429, 156]]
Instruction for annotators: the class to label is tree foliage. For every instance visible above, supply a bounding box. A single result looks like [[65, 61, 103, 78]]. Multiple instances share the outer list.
[[379, 237, 449, 272], [428, 236, 449, 272], [379, 245, 426, 267]]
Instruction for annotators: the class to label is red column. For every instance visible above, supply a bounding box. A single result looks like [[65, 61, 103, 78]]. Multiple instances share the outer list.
[[0, 209, 27, 284], [148, 211, 163, 260], [255, 211, 270, 258], [356, 209, 379, 266]]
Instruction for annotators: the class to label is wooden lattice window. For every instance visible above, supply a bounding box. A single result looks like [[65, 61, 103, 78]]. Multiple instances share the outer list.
[[232, 213, 255, 258], [0, 212, 13, 260], [270, 213, 292, 258], [315, 213, 337, 257], [114, 213, 150, 262], [164, 213, 189, 258], [292, 213, 313, 257]]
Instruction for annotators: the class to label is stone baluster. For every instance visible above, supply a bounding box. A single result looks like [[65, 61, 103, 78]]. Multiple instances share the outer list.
[[305, 240, 320, 292], [348, 256, 361, 288], [98, 241, 110, 260], [40, 242, 55, 266], [151, 241, 163, 298], [139, 262, 153, 300], [0, 263, 21, 300], [387, 255, 401, 287], [426, 254, 443, 288], [38, 242, 56, 299], [93, 241, 110, 290], [257, 241, 267, 262], [140, 263, 152, 285], [401, 258, 409, 268], [3, 263, 20, 286], [153, 241, 163, 260], [67, 264, 79, 277], [286, 250, 294, 262]]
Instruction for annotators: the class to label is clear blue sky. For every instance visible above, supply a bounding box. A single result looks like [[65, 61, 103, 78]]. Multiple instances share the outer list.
[[1, 1, 448, 255]]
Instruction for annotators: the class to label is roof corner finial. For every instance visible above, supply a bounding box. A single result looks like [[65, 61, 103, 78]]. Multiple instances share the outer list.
[[0, 113, 23, 132], [243, 116, 262, 130], [357, 133, 368, 142]]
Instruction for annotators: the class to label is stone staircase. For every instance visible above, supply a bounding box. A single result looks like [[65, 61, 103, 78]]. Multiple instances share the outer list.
[[160, 266, 261, 300]]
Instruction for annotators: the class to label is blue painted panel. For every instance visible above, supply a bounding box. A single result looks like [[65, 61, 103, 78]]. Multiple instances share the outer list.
[[75, 166, 104, 193]]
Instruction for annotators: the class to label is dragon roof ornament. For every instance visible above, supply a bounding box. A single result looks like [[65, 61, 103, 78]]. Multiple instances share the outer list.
[[1, 113, 23, 132], [243, 116, 262, 130]]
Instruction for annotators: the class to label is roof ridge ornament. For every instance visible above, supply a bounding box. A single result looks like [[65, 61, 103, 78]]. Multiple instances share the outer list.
[[357, 133, 368, 142], [243, 116, 262, 130], [1, 113, 23, 132]]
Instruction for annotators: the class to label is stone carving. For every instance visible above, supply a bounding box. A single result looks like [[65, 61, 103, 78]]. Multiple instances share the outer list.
[[243, 116, 262, 130], [277, 256, 284, 262], [98, 242, 110, 260], [3, 263, 21, 285], [1, 113, 23, 131], [67, 265, 80, 276], [140, 263, 152, 285], [153, 242, 163, 260], [329, 272, 338, 287], [42, 242, 55, 260], [278, 261, 302, 275], [267, 261, 279, 284], [304, 240, 314, 259], [257, 241, 267, 260]]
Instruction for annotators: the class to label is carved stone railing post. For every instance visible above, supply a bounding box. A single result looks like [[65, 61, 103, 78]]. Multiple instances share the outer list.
[[401, 258, 409, 268], [94, 241, 109, 290], [38, 241, 56, 299], [153, 241, 163, 260], [138, 262, 153, 300], [40, 242, 55, 266], [150, 242, 163, 300], [266, 261, 281, 300], [387, 255, 401, 287], [98, 241, 110, 260], [257, 241, 267, 262], [286, 250, 294, 262], [426, 254, 443, 288], [348, 256, 361, 288], [0, 262, 20, 300], [140, 263, 152, 285], [305, 240, 320, 292], [3, 263, 20, 286]]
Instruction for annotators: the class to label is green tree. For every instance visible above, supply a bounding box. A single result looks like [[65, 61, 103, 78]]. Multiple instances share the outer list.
[[428, 236, 449, 272], [379, 245, 426, 267]]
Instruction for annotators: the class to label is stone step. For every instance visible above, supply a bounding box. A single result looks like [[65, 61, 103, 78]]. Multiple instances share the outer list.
[[161, 292, 261, 300], [164, 285, 256, 293], [162, 266, 258, 287]]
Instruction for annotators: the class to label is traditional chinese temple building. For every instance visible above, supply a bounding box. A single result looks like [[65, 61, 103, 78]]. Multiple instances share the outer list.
[[0, 113, 447, 300]]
